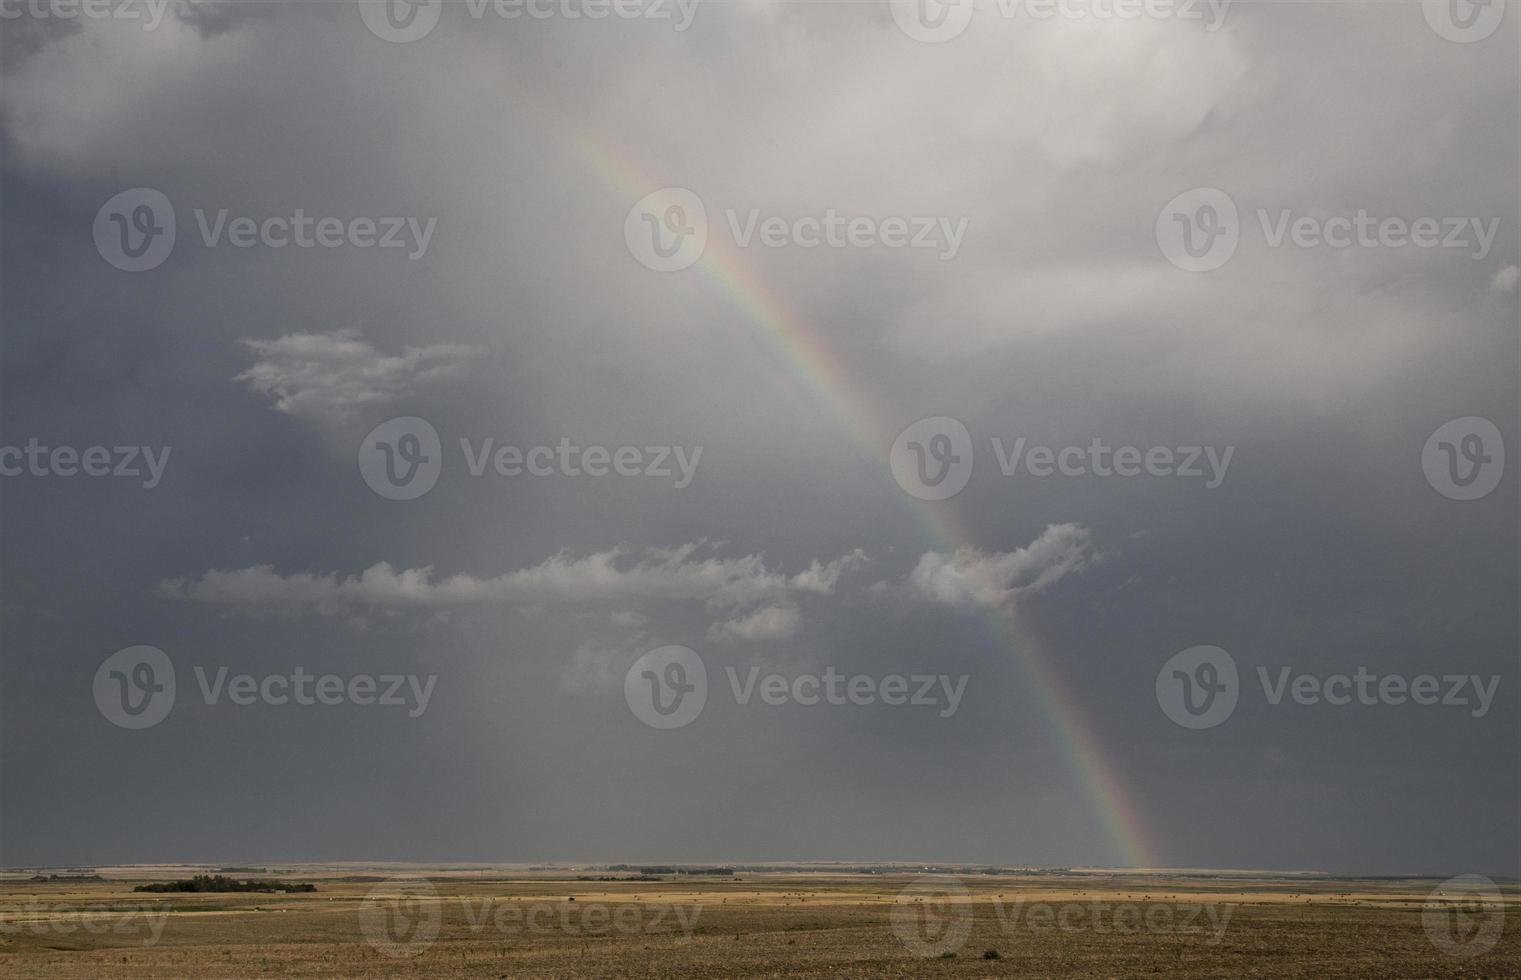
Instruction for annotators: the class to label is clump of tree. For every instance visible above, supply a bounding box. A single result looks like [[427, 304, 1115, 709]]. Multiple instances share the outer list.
[[134, 875, 315, 894], [32, 873, 104, 882]]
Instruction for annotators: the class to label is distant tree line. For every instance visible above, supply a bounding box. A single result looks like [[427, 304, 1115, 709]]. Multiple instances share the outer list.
[[134, 875, 316, 894], [604, 865, 736, 876]]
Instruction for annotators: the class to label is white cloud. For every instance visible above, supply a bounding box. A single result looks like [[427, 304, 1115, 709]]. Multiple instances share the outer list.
[[157, 529, 1095, 628], [788, 550, 867, 594], [1491, 265, 1520, 294], [561, 640, 641, 694], [707, 604, 802, 643], [234, 328, 473, 420], [906, 523, 1094, 610], [156, 544, 867, 624]]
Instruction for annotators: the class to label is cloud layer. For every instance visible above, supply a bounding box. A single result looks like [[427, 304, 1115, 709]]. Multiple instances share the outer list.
[[235, 329, 473, 420], [157, 530, 1090, 633]]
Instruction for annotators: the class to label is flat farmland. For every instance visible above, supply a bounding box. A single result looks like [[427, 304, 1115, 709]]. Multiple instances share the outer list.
[[1, 868, 1516, 977]]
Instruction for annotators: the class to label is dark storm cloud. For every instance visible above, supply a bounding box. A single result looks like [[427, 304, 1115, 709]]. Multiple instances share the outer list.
[[0, 0, 1515, 875]]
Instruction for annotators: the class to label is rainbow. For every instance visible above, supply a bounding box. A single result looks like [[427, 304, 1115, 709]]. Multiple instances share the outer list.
[[573, 134, 1158, 869]]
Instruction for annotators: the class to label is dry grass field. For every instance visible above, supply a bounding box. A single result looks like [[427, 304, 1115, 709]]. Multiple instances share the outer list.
[[2, 866, 1516, 978]]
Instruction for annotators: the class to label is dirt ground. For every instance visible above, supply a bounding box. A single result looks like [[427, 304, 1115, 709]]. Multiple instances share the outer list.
[[2, 867, 1516, 977]]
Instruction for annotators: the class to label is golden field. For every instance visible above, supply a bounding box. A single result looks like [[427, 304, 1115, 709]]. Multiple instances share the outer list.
[[1, 866, 1516, 978]]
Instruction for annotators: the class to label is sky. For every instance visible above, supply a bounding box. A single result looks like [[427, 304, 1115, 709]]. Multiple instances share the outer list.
[[0, 0, 1516, 877]]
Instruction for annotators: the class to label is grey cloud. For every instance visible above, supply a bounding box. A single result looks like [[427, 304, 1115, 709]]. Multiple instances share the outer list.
[[172, 0, 286, 37], [905, 523, 1094, 610], [707, 603, 802, 643], [153, 543, 873, 622], [234, 328, 474, 420]]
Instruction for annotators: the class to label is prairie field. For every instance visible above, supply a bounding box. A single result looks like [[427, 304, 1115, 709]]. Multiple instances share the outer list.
[[1, 866, 1516, 978]]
